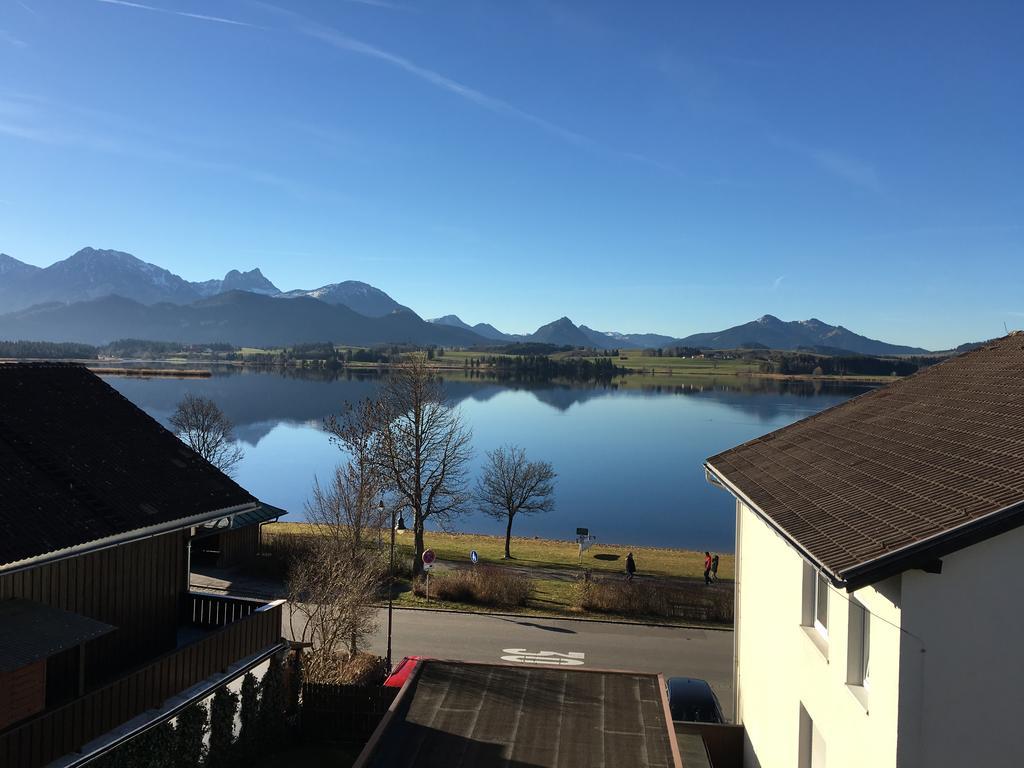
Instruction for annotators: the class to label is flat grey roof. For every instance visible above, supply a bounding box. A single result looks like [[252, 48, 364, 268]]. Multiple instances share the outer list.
[[359, 660, 681, 768], [0, 599, 115, 671]]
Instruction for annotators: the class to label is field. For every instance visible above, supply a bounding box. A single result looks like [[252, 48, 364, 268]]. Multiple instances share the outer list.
[[264, 523, 734, 580]]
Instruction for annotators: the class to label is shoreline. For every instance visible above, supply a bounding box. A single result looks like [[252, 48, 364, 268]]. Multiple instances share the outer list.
[[2, 356, 895, 385]]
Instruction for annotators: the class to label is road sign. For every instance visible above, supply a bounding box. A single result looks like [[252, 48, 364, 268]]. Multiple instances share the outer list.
[[422, 562, 433, 571], [500, 649, 585, 666], [576, 527, 589, 536], [422, 549, 436, 565], [470, 550, 479, 564]]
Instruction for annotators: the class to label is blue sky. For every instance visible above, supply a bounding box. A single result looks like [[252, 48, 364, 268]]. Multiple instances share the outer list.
[[0, 1, 1021, 348]]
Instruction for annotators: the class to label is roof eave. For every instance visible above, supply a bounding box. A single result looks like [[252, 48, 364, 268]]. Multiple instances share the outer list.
[[841, 498, 1024, 590], [0, 501, 261, 576], [704, 461, 848, 589]]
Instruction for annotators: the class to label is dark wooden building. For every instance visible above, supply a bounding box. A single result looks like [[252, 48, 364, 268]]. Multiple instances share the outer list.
[[0, 364, 286, 767]]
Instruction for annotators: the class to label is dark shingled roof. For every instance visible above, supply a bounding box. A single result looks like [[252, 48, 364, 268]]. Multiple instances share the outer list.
[[706, 334, 1024, 587], [360, 661, 681, 768], [0, 363, 256, 569], [0, 599, 115, 672]]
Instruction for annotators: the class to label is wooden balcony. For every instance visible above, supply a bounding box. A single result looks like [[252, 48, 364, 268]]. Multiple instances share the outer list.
[[0, 593, 284, 768]]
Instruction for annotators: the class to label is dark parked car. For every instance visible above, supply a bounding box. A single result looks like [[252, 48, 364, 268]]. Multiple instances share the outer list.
[[666, 677, 725, 723]]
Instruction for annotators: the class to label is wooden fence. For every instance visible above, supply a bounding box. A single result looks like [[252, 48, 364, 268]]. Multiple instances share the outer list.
[[0, 599, 283, 768], [301, 683, 398, 744]]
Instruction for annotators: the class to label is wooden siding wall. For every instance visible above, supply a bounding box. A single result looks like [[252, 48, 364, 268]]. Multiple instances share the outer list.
[[0, 531, 187, 688], [217, 526, 259, 568], [0, 661, 45, 732]]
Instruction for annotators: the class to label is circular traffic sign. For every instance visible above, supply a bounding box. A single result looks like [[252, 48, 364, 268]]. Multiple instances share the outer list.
[[470, 550, 479, 564], [422, 549, 436, 565]]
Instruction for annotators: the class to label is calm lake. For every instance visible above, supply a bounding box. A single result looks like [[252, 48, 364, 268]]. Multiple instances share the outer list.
[[105, 369, 871, 552]]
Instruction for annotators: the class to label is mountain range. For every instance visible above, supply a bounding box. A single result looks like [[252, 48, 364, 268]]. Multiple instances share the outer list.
[[0, 247, 932, 354]]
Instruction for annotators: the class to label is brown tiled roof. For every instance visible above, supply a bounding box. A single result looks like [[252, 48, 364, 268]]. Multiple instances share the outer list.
[[706, 334, 1024, 586], [0, 363, 256, 569]]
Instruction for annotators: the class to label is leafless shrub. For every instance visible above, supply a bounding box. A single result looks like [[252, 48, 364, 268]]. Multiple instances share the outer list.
[[574, 579, 734, 623], [413, 566, 531, 608]]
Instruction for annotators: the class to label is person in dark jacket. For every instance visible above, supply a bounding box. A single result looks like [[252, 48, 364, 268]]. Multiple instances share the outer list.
[[625, 552, 637, 581], [704, 551, 712, 584], [711, 554, 720, 583]]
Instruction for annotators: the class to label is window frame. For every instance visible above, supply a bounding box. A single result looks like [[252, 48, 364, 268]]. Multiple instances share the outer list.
[[813, 572, 829, 639], [847, 598, 871, 688]]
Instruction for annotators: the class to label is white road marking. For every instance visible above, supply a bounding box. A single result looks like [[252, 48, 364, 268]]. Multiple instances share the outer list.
[[500, 648, 586, 666]]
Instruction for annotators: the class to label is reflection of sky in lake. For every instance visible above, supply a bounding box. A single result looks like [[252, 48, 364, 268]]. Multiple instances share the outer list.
[[107, 371, 870, 551]]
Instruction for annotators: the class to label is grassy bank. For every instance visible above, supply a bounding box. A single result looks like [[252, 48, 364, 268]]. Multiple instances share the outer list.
[[264, 523, 734, 581]]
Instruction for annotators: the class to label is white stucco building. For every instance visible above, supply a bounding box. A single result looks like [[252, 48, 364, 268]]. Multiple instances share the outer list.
[[705, 334, 1024, 768]]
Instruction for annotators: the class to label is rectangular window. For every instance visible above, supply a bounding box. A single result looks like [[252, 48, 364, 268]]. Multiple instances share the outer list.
[[814, 573, 829, 637], [847, 600, 871, 687], [799, 704, 827, 768]]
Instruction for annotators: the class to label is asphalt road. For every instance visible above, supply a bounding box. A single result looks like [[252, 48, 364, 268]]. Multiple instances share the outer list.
[[329, 607, 735, 720]]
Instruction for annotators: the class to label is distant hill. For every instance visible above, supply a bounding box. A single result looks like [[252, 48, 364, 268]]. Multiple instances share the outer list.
[[579, 325, 678, 350], [280, 281, 412, 317], [0, 248, 202, 311], [194, 268, 280, 298], [0, 248, 411, 320], [530, 317, 593, 347], [429, 315, 518, 342], [676, 315, 929, 355], [0, 253, 41, 280], [0, 291, 487, 348]]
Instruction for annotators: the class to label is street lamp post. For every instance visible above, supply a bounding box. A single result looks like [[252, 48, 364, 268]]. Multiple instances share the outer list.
[[385, 501, 406, 673], [384, 500, 394, 673]]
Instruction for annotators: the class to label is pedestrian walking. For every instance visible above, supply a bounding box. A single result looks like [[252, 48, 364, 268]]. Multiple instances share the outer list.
[[704, 551, 712, 585], [711, 554, 720, 583], [625, 552, 637, 582]]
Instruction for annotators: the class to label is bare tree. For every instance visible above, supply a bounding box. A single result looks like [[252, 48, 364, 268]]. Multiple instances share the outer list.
[[324, 399, 386, 550], [477, 444, 557, 559], [375, 357, 473, 576], [288, 463, 385, 676], [169, 394, 244, 476], [288, 399, 389, 672]]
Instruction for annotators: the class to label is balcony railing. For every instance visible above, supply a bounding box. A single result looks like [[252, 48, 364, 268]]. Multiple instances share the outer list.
[[0, 594, 284, 768]]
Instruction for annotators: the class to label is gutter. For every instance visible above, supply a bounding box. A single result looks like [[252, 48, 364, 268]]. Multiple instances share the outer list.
[[841, 497, 1024, 589], [704, 462, 847, 589], [0, 501, 260, 577]]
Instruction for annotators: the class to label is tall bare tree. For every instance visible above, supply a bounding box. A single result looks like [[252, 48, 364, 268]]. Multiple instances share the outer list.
[[169, 393, 244, 476], [477, 444, 557, 559], [324, 399, 387, 550], [288, 463, 385, 674], [375, 357, 473, 576]]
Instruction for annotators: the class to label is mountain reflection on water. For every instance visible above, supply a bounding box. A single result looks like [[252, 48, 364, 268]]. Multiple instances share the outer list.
[[106, 367, 871, 550]]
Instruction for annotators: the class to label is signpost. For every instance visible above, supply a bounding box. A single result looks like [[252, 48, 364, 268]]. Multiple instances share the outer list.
[[422, 549, 435, 601], [576, 529, 595, 564]]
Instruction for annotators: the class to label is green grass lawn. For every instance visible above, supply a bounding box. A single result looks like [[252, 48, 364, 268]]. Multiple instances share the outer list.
[[266, 523, 733, 581]]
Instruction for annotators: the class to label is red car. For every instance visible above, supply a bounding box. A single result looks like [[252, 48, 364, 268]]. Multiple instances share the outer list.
[[383, 656, 425, 689]]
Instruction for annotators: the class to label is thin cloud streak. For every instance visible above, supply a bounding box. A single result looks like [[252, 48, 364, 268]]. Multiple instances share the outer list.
[[298, 22, 599, 151], [95, 0, 261, 29], [0, 29, 29, 48], [95, 0, 680, 176], [805, 147, 880, 192], [773, 136, 882, 193]]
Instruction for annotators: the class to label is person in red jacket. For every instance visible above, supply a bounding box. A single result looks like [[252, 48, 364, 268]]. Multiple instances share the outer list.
[[704, 551, 713, 585]]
